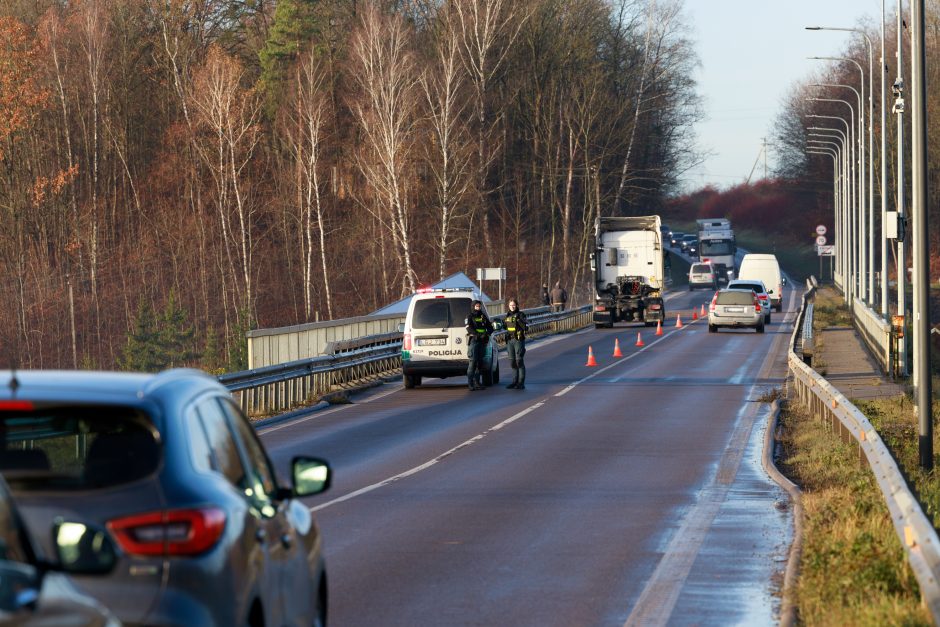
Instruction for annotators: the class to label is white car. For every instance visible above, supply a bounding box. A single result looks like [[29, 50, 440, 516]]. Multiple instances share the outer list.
[[727, 279, 772, 323], [708, 288, 765, 334], [400, 288, 500, 388], [688, 262, 718, 290]]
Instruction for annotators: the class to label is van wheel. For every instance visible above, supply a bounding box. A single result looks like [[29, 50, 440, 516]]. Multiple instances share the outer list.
[[403, 374, 416, 389], [775, 303, 782, 312], [766, 313, 772, 324], [708, 324, 717, 333], [756, 322, 765, 334]]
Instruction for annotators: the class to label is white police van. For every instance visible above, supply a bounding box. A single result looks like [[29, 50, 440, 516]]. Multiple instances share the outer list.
[[401, 288, 500, 389]]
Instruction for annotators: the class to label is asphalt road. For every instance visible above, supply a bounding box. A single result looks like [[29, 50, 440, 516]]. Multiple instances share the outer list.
[[259, 283, 799, 626]]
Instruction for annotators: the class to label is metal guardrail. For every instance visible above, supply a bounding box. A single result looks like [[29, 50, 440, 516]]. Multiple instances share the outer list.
[[852, 298, 892, 375], [221, 305, 593, 416], [788, 287, 940, 621]]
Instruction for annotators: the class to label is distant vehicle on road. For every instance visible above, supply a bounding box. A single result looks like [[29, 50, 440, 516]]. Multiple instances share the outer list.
[[727, 278, 772, 323], [688, 262, 718, 290], [737, 253, 785, 312], [1, 369, 333, 627], [696, 218, 736, 282], [670, 231, 685, 247], [679, 234, 698, 257], [708, 288, 765, 333], [401, 288, 500, 388]]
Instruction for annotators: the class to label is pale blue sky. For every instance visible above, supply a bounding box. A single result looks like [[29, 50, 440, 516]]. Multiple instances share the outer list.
[[682, 0, 890, 191]]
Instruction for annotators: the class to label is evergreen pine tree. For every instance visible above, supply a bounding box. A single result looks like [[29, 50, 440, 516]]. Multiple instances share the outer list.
[[160, 291, 196, 368], [121, 300, 164, 372], [258, 0, 320, 118]]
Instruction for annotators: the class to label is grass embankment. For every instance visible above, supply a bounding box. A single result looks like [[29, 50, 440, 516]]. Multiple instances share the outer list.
[[777, 287, 940, 624]]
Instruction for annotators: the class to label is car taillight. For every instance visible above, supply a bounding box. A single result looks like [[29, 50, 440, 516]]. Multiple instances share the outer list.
[[754, 296, 761, 312], [709, 292, 718, 312], [108, 508, 226, 557], [649, 303, 661, 310], [0, 400, 34, 410], [595, 305, 606, 311], [403, 333, 412, 350]]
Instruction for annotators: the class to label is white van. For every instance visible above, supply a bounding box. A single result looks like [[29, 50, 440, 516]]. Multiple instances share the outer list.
[[400, 288, 500, 389], [737, 254, 785, 312]]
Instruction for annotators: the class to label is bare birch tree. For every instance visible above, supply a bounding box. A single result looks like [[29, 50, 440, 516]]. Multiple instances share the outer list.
[[421, 11, 474, 279], [280, 51, 333, 320], [453, 0, 529, 258], [189, 45, 262, 324], [350, 3, 420, 294]]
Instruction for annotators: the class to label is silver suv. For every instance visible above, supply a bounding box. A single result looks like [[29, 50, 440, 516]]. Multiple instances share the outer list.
[[401, 289, 500, 388], [707, 289, 765, 333]]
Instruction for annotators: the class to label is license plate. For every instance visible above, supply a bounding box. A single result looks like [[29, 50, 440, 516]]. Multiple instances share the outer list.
[[417, 338, 446, 346], [725, 307, 745, 313]]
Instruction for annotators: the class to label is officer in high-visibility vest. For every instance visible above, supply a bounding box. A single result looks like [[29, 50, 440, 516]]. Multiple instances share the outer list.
[[504, 298, 527, 390], [465, 300, 494, 391]]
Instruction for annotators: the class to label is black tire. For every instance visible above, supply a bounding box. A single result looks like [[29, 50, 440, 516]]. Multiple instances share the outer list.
[[708, 324, 717, 333], [756, 322, 765, 334], [775, 303, 782, 312], [766, 313, 772, 325], [403, 374, 416, 389], [688, 285, 693, 291]]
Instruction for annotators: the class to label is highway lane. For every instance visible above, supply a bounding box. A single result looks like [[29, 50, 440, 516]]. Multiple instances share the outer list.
[[259, 284, 800, 626]]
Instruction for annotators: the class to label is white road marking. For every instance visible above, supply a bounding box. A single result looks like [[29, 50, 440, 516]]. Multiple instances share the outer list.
[[309, 402, 546, 512]]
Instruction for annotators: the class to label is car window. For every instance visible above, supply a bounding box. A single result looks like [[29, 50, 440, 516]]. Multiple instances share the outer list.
[[412, 297, 472, 329], [185, 406, 215, 474], [218, 399, 279, 518], [194, 398, 246, 486], [731, 282, 762, 292], [0, 407, 159, 491], [716, 291, 756, 305], [691, 264, 710, 273], [700, 240, 734, 256]]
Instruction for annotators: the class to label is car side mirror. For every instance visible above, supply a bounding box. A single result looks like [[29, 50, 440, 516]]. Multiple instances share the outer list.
[[53, 521, 118, 575], [292, 457, 332, 497]]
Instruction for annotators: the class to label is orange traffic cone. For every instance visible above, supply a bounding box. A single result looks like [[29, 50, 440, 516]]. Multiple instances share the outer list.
[[676, 314, 683, 328], [613, 338, 624, 357], [692, 309, 698, 320], [700, 303, 706, 317], [635, 332, 644, 347], [655, 320, 663, 336], [585, 345, 598, 367]]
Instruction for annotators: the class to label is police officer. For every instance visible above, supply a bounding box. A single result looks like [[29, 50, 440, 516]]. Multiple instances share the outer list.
[[465, 300, 494, 391], [504, 298, 527, 390]]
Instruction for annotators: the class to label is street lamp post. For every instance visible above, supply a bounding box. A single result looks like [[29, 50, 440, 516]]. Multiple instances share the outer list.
[[807, 146, 842, 279], [808, 114, 852, 285], [810, 56, 869, 304], [807, 125, 848, 279], [807, 98, 859, 304], [806, 27, 878, 305]]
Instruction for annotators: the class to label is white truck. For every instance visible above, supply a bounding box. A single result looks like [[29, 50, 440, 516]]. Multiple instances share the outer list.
[[591, 215, 666, 328], [696, 218, 736, 283]]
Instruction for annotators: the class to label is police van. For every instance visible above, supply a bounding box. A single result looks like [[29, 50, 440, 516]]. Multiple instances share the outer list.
[[400, 288, 500, 389]]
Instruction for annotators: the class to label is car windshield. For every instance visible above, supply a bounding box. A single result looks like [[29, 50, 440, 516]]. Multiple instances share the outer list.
[[691, 264, 711, 273], [716, 291, 755, 305], [732, 282, 763, 293], [701, 240, 734, 256], [412, 297, 472, 329], [0, 407, 160, 491]]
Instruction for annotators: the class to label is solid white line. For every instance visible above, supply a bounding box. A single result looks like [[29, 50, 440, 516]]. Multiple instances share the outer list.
[[309, 402, 546, 512]]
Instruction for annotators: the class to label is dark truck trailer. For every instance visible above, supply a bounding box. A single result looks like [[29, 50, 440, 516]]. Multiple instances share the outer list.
[[590, 215, 666, 328]]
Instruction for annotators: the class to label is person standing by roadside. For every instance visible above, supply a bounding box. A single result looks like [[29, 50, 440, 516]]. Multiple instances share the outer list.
[[541, 284, 550, 307], [465, 300, 494, 391], [504, 298, 527, 390], [550, 281, 568, 312]]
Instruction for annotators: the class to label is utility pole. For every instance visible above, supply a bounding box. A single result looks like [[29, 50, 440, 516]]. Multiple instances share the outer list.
[[911, 0, 933, 469]]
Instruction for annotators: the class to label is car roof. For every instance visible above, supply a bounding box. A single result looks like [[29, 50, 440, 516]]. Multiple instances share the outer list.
[[0, 369, 222, 404], [729, 279, 766, 287]]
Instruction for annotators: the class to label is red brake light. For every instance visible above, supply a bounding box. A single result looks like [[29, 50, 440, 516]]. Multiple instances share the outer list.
[[595, 305, 606, 311], [754, 296, 762, 312], [709, 292, 718, 312], [649, 304, 661, 310], [108, 508, 226, 557], [403, 333, 412, 350], [0, 400, 34, 411]]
